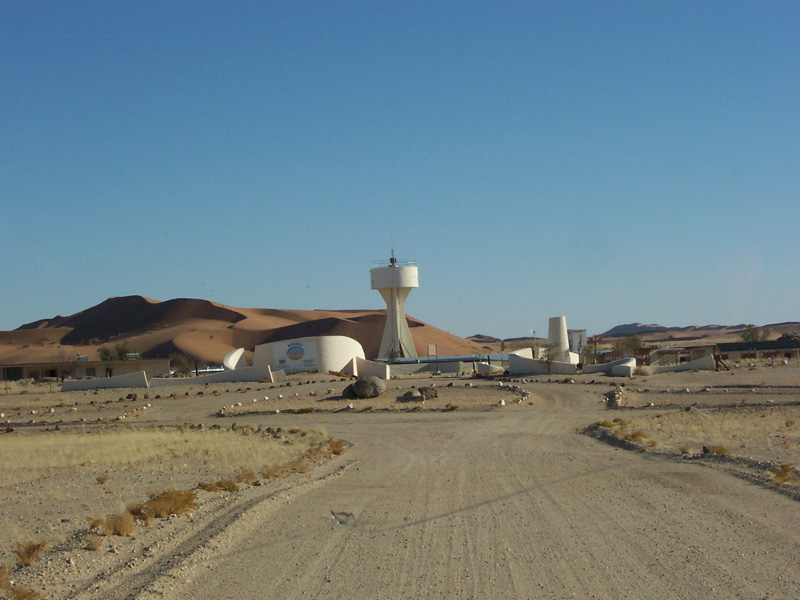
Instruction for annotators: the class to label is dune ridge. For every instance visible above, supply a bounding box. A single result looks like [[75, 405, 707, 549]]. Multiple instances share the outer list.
[[1, 296, 484, 365]]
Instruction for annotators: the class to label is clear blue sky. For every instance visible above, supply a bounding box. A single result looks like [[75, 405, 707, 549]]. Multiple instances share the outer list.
[[2, 1, 798, 339]]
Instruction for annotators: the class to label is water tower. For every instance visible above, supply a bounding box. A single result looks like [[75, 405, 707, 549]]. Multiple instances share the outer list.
[[370, 252, 419, 359]]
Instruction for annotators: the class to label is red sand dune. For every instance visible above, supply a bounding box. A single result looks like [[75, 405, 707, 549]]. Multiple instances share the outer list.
[[0, 296, 486, 365]]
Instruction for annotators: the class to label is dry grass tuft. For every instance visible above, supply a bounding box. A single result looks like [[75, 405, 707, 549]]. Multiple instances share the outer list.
[[767, 463, 798, 485], [328, 438, 346, 455], [146, 489, 197, 518], [445, 403, 459, 411], [0, 563, 12, 588], [624, 431, 647, 443], [87, 512, 136, 536], [95, 475, 109, 485], [104, 512, 135, 537], [704, 445, 730, 455], [286, 460, 310, 474], [597, 421, 614, 428], [234, 469, 258, 484], [302, 447, 327, 464], [198, 478, 239, 492], [8, 587, 46, 599], [84, 535, 102, 551], [14, 539, 49, 566], [262, 465, 288, 479], [295, 407, 315, 414], [126, 502, 152, 525], [679, 446, 691, 455]]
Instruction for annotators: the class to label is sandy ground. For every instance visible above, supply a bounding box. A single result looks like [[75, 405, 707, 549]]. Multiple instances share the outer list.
[[2, 364, 800, 599]]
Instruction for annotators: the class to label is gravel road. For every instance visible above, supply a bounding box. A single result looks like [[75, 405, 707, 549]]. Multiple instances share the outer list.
[[119, 386, 800, 600]]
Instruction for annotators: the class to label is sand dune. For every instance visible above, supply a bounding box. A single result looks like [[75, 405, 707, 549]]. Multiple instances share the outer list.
[[0, 296, 484, 365]]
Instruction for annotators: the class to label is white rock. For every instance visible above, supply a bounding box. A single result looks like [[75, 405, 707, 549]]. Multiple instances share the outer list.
[[498, 399, 505, 406]]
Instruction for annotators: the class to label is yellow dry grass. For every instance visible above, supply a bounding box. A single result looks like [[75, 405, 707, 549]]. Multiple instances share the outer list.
[[609, 405, 800, 467], [14, 540, 48, 567], [0, 427, 328, 487]]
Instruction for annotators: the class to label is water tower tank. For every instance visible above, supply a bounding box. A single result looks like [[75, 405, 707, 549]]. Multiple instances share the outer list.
[[370, 253, 419, 359]]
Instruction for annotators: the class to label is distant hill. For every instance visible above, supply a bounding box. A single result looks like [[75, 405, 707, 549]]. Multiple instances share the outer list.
[[0, 296, 486, 365], [472, 322, 800, 351], [599, 322, 800, 344]]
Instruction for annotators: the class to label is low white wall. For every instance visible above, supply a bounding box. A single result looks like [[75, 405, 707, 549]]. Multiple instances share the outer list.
[[356, 356, 391, 380], [61, 371, 149, 391], [508, 353, 577, 376], [611, 360, 636, 377], [150, 366, 273, 387], [476, 362, 504, 375]]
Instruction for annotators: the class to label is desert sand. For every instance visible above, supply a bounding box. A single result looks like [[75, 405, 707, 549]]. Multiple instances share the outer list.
[[0, 296, 492, 366], [1, 365, 800, 599]]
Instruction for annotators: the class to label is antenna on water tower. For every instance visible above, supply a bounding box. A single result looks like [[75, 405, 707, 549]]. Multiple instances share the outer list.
[[370, 252, 419, 359]]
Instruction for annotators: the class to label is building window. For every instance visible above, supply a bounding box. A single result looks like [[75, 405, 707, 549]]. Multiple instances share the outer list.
[[86, 367, 96, 377]]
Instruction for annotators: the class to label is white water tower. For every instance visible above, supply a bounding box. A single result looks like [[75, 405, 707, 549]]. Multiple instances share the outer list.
[[370, 252, 419, 359]]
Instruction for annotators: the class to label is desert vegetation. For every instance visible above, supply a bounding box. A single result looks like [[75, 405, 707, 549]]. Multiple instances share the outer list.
[[0, 427, 334, 487], [593, 405, 800, 485]]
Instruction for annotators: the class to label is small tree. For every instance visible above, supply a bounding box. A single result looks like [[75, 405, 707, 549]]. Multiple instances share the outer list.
[[542, 343, 558, 374], [614, 334, 642, 358], [583, 335, 603, 365], [54, 349, 79, 379], [170, 353, 192, 376], [741, 325, 770, 343], [98, 346, 113, 362], [114, 341, 136, 360]]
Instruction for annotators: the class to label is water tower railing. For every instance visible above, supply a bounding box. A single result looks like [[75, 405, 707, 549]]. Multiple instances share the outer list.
[[370, 259, 417, 268]]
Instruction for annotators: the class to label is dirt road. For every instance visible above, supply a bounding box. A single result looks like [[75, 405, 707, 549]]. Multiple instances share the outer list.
[[80, 385, 794, 600]]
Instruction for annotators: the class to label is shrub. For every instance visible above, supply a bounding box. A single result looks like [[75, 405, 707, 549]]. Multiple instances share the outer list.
[[302, 447, 327, 464], [126, 503, 152, 525], [234, 469, 258, 484], [85, 535, 102, 551], [14, 540, 49, 566], [103, 512, 135, 537], [262, 465, 286, 479], [624, 431, 646, 443], [328, 438, 347, 455], [198, 481, 220, 492], [768, 464, 798, 485], [704, 445, 730, 455], [295, 407, 315, 414], [597, 421, 613, 428], [8, 588, 45, 599], [146, 489, 197, 518], [0, 563, 12, 588], [216, 479, 239, 492], [286, 460, 310, 474], [679, 446, 691, 455]]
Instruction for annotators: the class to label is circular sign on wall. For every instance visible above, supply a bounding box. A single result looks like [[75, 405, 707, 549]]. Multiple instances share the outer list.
[[287, 344, 304, 361]]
